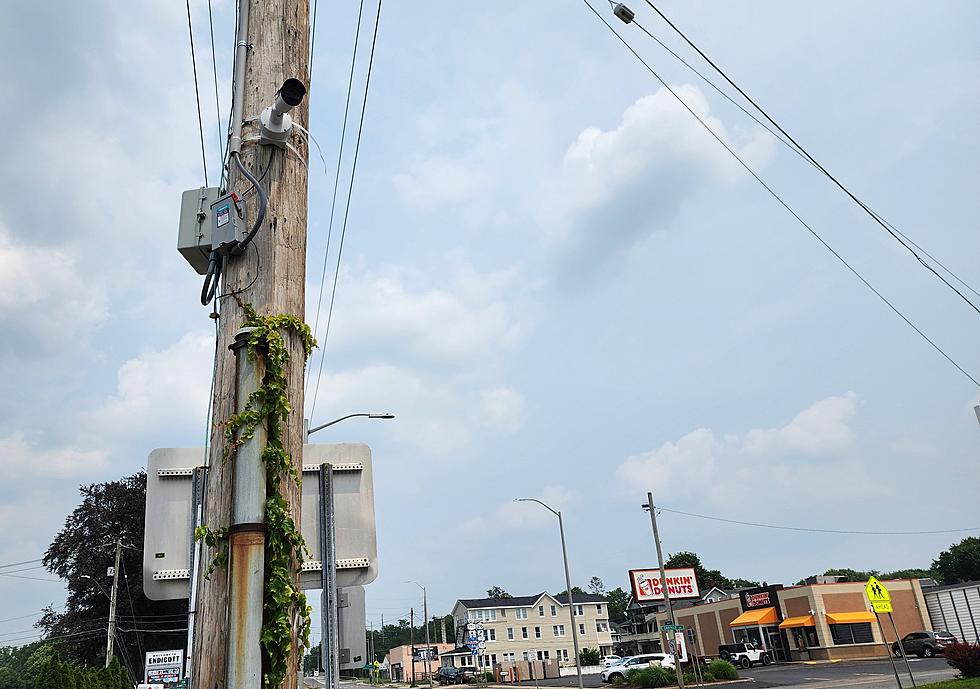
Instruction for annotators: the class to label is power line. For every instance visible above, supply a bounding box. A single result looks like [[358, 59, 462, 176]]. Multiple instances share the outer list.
[[119, 559, 145, 669], [308, 0, 385, 421], [658, 505, 979, 536], [206, 0, 224, 180], [0, 571, 62, 583], [185, 0, 210, 186], [0, 558, 42, 569], [580, 0, 980, 388], [305, 0, 369, 401], [632, 0, 980, 315]]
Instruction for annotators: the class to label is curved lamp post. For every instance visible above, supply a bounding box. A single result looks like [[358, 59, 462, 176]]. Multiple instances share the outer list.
[[305, 412, 395, 442], [513, 498, 584, 689]]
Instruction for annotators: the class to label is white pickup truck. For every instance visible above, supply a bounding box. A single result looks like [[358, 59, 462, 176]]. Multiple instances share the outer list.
[[726, 643, 772, 669]]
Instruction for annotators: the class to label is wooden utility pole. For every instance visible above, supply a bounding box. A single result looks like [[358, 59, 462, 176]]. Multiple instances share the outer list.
[[191, 0, 310, 686]]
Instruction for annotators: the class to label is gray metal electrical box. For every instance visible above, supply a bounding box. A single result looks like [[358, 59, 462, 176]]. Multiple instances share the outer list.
[[210, 192, 244, 253], [177, 187, 220, 274]]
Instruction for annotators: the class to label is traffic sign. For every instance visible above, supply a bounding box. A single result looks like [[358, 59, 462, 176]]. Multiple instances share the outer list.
[[865, 577, 893, 613], [467, 623, 475, 631], [663, 624, 684, 632], [478, 642, 486, 650]]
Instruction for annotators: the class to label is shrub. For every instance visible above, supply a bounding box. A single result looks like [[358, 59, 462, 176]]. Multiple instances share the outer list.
[[707, 659, 739, 681], [580, 647, 602, 666], [627, 666, 675, 688], [946, 642, 980, 678]]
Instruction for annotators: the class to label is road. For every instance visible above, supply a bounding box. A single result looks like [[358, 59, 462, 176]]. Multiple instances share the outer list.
[[515, 657, 955, 689]]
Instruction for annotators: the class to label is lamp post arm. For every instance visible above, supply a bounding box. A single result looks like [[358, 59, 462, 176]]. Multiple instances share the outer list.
[[513, 498, 559, 518]]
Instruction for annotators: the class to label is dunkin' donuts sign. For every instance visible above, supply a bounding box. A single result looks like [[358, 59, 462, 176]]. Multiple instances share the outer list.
[[629, 568, 701, 602]]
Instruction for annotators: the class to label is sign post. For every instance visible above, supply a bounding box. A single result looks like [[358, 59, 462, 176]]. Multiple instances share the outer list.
[[865, 577, 904, 689]]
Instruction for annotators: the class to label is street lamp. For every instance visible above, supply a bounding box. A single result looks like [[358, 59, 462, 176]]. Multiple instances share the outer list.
[[405, 580, 434, 688], [305, 413, 394, 442], [513, 498, 584, 689]]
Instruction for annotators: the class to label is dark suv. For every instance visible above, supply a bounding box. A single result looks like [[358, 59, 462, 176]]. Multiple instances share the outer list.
[[436, 667, 465, 684], [892, 631, 958, 658]]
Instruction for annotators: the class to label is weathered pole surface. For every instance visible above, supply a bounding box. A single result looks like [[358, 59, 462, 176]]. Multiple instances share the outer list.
[[191, 0, 310, 685]]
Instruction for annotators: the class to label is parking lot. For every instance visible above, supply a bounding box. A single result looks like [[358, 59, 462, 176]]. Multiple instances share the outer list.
[[518, 657, 956, 689]]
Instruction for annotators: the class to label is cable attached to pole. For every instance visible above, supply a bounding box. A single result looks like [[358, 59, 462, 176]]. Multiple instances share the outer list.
[[230, 151, 268, 256]]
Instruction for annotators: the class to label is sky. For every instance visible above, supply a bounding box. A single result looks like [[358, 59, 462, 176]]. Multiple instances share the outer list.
[[1, 0, 979, 650]]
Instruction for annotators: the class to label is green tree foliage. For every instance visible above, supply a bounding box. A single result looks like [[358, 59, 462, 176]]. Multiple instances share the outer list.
[[606, 587, 630, 624], [933, 537, 980, 585], [579, 648, 601, 666], [485, 587, 511, 599], [0, 641, 51, 689], [304, 645, 322, 675], [881, 568, 934, 580], [664, 552, 756, 591], [38, 471, 187, 674], [588, 577, 606, 596], [556, 587, 585, 598]]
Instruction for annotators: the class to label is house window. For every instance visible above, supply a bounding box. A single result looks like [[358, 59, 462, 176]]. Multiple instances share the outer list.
[[596, 622, 607, 633], [522, 651, 530, 661], [539, 605, 545, 617], [574, 605, 584, 616], [471, 609, 496, 622], [579, 623, 586, 636], [687, 628, 696, 645], [487, 629, 496, 641], [559, 649, 569, 662], [504, 652, 515, 662], [830, 623, 874, 645], [521, 627, 528, 639], [499, 608, 506, 618], [550, 605, 557, 616], [596, 604, 603, 614], [507, 628, 514, 641], [535, 626, 542, 639], [536, 650, 550, 660], [517, 608, 528, 619], [553, 625, 565, 637]]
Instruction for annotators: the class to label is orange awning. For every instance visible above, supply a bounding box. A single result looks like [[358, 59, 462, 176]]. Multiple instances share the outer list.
[[778, 615, 815, 629], [826, 612, 876, 624], [730, 607, 778, 627]]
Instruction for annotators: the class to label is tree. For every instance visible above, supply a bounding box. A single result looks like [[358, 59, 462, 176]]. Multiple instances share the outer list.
[[303, 646, 322, 675], [38, 472, 187, 674], [728, 578, 761, 589], [664, 551, 749, 591], [932, 537, 980, 585], [588, 577, 605, 596], [486, 586, 512, 599], [556, 587, 585, 598], [881, 568, 934, 580], [579, 648, 601, 666], [606, 587, 630, 624]]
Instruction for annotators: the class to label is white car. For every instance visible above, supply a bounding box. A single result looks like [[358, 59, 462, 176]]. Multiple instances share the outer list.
[[600, 655, 622, 668], [600, 654, 674, 682]]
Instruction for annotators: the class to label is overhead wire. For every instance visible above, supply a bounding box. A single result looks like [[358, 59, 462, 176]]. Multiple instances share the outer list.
[[305, 0, 370, 402], [579, 0, 980, 387], [206, 0, 225, 184], [185, 0, 210, 186], [309, 0, 385, 423], [0, 558, 43, 569], [119, 558, 145, 669], [631, 0, 980, 314], [657, 505, 980, 536]]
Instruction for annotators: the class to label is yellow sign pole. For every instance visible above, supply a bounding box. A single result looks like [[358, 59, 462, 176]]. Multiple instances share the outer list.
[[874, 611, 904, 689]]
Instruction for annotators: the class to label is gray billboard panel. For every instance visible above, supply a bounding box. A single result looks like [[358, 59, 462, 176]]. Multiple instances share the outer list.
[[143, 443, 377, 601]]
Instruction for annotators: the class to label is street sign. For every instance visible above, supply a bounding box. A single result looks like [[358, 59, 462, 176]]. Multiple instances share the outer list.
[[673, 632, 688, 663], [478, 641, 486, 650], [143, 443, 378, 600], [663, 624, 684, 632], [144, 650, 183, 685], [467, 623, 475, 631], [865, 577, 893, 614]]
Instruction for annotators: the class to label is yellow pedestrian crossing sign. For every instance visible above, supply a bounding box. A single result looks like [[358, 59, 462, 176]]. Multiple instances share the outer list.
[[866, 576, 893, 613]]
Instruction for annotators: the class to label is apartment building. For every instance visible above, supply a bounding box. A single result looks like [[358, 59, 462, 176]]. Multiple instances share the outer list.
[[449, 592, 614, 668]]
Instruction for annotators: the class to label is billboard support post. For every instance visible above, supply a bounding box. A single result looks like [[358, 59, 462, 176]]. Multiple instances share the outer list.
[[644, 492, 685, 689]]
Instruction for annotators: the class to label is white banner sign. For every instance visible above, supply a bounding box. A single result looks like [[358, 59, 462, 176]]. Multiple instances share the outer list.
[[629, 568, 700, 602], [145, 649, 183, 684]]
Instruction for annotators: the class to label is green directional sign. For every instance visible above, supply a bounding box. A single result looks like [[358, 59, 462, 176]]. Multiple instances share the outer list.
[[662, 624, 684, 632]]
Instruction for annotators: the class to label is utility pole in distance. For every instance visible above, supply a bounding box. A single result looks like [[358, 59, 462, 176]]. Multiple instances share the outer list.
[[190, 0, 310, 687], [644, 493, 685, 689], [105, 539, 122, 668]]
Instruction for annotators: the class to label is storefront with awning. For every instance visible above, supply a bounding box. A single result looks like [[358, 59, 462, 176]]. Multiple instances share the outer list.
[[657, 578, 932, 663]]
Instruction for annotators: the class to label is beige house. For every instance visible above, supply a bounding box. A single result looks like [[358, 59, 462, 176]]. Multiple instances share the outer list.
[[449, 592, 614, 669]]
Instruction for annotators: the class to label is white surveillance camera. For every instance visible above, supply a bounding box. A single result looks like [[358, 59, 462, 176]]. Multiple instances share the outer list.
[[259, 78, 307, 147]]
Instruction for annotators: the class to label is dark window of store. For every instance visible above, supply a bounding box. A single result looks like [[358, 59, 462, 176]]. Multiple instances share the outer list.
[[804, 627, 818, 647], [830, 623, 873, 645]]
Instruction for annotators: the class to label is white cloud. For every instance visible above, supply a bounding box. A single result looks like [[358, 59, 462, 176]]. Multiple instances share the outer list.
[[616, 393, 862, 502], [540, 86, 774, 284], [481, 387, 528, 431], [393, 155, 490, 210], [0, 432, 106, 478], [93, 330, 214, 435], [467, 485, 577, 532], [313, 262, 526, 368], [742, 392, 858, 455], [0, 226, 107, 359]]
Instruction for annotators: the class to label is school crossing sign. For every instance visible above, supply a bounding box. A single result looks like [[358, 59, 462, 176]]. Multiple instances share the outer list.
[[865, 576, 893, 614]]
